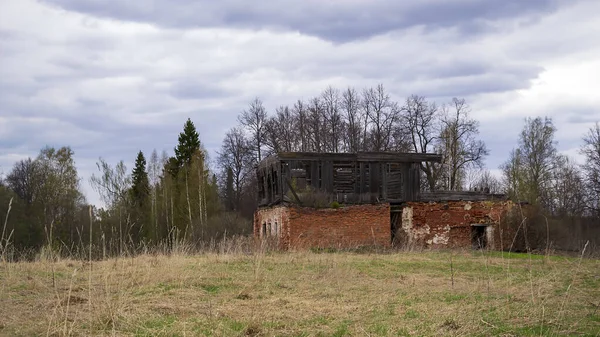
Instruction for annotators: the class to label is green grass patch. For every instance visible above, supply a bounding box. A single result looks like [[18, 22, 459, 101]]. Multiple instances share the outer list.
[[199, 284, 221, 294], [136, 315, 177, 336]]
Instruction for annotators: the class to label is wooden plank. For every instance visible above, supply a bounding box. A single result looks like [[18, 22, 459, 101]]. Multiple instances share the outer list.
[[281, 162, 289, 197], [411, 163, 420, 200], [275, 152, 442, 163], [369, 162, 380, 196], [401, 163, 411, 201], [359, 162, 366, 202], [323, 161, 334, 193], [381, 163, 388, 200], [276, 163, 283, 200], [311, 162, 320, 189]]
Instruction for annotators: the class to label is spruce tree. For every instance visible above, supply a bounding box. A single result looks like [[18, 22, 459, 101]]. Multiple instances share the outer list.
[[130, 151, 151, 242], [175, 118, 201, 167], [131, 151, 150, 205]]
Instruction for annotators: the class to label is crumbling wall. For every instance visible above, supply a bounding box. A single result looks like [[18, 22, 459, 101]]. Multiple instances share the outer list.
[[255, 204, 391, 249], [255, 200, 517, 250], [254, 206, 290, 249], [400, 200, 515, 249]]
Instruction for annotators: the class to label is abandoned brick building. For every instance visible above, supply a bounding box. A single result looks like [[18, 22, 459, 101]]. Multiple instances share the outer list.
[[254, 152, 516, 250]]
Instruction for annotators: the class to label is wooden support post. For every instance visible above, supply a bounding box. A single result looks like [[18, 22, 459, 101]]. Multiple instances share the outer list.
[[311, 162, 320, 189], [382, 163, 388, 200], [360, 162, 366, 202], [285, 178, 302, 206], [402, 163, 411, 201]]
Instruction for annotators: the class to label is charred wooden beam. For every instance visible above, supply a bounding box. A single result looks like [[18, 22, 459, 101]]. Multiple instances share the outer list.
[[285, 178, 302, 205], [274, 152, 442, 163], [420, 191, 508, 202]]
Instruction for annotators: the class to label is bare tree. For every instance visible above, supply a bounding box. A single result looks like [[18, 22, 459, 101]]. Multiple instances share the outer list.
[[521, 117, 557, 208], [217, 127, 254, 211], [501, 117, 557, 207], [437, 98, 488, 190], [341, 87, 363, 153], [501, 148, 525, 200], [580, 122, 600, 216], [238, 97, 268, 163], [321, 86, 343, 153], [469, 169, 503, 194], [549, 155, 586, 217], [90, 158, 131, 254], [148, 149, 160, 234], [264, 105, 297, 154], [403, 95, 441, 190], [307, 97, 324, 153], [292, 100, 309, 152], [362, 84, 400, 152]]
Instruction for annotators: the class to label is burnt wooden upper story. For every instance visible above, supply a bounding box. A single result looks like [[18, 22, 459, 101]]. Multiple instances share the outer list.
[[257, 152, 443, 207]]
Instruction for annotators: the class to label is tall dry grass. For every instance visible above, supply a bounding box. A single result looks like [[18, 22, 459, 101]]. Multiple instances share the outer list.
[[1, 200, 599, 336], [1, 235, 598, 336]]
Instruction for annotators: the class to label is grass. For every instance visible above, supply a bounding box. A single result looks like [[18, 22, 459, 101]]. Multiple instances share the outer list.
[[0, 250, 599, 336]]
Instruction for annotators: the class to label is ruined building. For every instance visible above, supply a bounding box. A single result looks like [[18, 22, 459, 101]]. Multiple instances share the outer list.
[[254, 152, 516, 250]]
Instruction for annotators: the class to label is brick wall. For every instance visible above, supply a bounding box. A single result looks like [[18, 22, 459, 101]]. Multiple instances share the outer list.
[[400, 200, 515, 249], [254, 204, 391, 249], [254, 206, 290, 249], [255, 200, 516, 250]]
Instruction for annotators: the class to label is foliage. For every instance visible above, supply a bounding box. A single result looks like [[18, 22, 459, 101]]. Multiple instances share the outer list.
[[502, 117, 557, 206], [3, 146, 86, 251], [500, 117, 591, 218], [174, 118, 201, 169], [0, 85, 598, 257], [130, 151, 151, 242]]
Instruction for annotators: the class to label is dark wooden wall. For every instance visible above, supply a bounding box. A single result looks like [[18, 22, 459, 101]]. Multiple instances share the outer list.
[[257, 155, 427, 207]]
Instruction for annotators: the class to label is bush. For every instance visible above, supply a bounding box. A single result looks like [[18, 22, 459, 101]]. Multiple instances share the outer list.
[[295, 186, 331, 208]]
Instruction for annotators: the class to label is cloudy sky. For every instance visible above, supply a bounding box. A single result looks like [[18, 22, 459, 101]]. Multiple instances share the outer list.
[[1, 0, 599, 206]]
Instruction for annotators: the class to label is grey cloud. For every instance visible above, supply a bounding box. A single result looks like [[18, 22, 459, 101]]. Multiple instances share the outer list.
[[2, 0, 599, 206], [414, 72, 539, 99], [168, 80, 231, 100], [41, 0, 565, 42], [565, 111, 600, 125]]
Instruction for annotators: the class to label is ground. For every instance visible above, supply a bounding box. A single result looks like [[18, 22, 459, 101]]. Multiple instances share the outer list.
[[1, 249, 599, 336]]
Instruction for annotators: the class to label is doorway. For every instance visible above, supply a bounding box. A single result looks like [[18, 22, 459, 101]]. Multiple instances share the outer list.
[[471, 224, 488, 249]]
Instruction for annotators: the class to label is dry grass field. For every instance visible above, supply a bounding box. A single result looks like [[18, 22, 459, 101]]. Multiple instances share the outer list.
[[1, 248, 599, 336]]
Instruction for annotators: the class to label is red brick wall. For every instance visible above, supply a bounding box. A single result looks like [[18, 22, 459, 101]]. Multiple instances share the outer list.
[[401, 200, 515, 249], [288, 204, 391, 249], [255, 201, 516, 250], [255, 204, 391, 249]]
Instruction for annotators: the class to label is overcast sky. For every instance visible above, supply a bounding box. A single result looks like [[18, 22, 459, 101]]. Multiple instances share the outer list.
[[1, 0, 599, 206]]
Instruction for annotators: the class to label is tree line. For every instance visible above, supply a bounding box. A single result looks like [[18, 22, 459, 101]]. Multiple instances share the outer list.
[[218, 85, 489, 214], [218, 84, 599, 219], [1, 84, 598, 258]]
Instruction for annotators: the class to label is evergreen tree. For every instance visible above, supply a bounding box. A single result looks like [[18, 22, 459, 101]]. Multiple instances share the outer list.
[[174, 118, 201, 167], [131, 151, 150, 205], [130, 151, 151, 242]]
